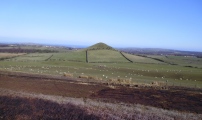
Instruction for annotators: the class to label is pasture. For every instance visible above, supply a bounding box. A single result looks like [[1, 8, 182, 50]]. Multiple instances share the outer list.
[[50, 50, 86, 62], [87, 50, 129, 63], [148, 55, 202, 68], [0, 51, 202, 88], [0, 53, 25, 59], [121, 52, 164, 64]]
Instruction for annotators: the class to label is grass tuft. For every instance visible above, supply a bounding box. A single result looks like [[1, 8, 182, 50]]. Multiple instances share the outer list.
[[63, 72, 73, 77]]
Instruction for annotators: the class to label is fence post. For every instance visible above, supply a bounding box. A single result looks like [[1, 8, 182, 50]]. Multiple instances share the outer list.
[[86, 50, 88, 63]]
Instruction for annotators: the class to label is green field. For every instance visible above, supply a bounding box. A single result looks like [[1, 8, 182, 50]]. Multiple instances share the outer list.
[[88, 50, 129, 63], [0, 50, 202, 88], [8, 53, 52, 61], [0, 53, 25, 59], [1, 43, 202, 88], [50, 50, 86, 62], [147, 55, 202, 68], [0, 45, 70, 52], [122, 52, 164, 64]]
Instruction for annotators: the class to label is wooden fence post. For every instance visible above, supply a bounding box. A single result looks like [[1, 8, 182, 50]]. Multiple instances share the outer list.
[[86, 50, 88, 63]]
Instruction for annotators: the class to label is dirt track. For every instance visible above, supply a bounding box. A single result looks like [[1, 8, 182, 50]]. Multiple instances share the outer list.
[[0, 71, 202, 114]]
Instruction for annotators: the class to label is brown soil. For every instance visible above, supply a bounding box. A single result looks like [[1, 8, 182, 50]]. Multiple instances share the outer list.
[[0, 71, 202, 114]]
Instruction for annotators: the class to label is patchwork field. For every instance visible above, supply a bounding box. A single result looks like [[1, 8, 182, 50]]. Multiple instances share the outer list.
[[8, 53, 53, 61], [0, 53, 25, 59], [148, 55, 202, 68], [1, 43, 202, 119], [0, 51, 202, 88], [121, 52, 164, 64]]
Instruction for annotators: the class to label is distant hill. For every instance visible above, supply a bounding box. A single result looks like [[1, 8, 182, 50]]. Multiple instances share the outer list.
[[0, 43, 72, 53], [118, 48, 202, 57], [86, 42, 116, 51], [85, 43, 174, 63], [85, 43, 131, 63]]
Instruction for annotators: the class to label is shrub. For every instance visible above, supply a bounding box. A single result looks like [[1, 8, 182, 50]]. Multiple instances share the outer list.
[[78, 75, 89, 79], [78, 75, 103, 81], [63, 73, 73, 77], [108, 78, 132, 85], [151, 81, 166, 86], [88, 76, 94, 79]]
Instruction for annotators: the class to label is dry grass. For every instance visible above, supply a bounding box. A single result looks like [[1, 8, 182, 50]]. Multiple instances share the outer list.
[[151, 81, 167, 86], [63, 72, 73, 77], [0, 88, 201, 120], [78, 75, 89, 79], [108, 78, 132, 85], [0, 53, 25, 58], [78, 75, 102, 81], [136, 81, 168, 89], [0, 95, 99, 120], [1, 73, 201, 119], [0, 75, 106, 98]]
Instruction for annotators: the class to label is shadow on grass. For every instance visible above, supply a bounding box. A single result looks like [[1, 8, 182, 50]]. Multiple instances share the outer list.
[[0, 96, 99, 120]]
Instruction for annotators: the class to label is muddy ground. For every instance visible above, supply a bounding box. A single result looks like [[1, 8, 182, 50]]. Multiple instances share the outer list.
[[0, 71, 202, 114]]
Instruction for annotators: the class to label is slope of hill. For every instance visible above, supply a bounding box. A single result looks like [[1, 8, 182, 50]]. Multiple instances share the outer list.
[[86, 43, 131, 63], [85, 42, 167, 63], [121, 52, 165, 64], [87, 50, 129, 63]]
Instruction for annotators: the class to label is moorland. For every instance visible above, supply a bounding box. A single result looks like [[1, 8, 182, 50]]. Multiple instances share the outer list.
[[0, 42, 202, 119]]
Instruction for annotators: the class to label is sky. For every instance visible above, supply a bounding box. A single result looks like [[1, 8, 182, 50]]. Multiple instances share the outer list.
[[0, 0, 202, 51]]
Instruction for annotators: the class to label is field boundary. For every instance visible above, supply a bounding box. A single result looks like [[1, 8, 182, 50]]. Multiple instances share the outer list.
[[139, 55, 177, 65], [0, 53, 27, 61], [120, 52, 133, 63], [86, 49, 132, 63], [45, 54, 53, 61]]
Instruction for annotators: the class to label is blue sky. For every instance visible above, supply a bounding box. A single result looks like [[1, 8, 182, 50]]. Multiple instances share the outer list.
[[0, 0, 202, 51]]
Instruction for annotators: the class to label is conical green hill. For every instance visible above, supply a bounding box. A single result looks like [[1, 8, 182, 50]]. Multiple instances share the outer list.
[[86, 42, 115, 50], [85, 42, 131, 63]]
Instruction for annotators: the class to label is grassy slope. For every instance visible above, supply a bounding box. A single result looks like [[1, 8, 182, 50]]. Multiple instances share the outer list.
[[147, 55, 202, 68], [122, 52, 164, 64], [0, 59, 202, 87], [0, 49, 202, 87], [0, 53, 25, 58], [88, 50, 129, 63], [9, 53, 53, 61], [50, 50, 86, 62], [86, 42, 115, 50]]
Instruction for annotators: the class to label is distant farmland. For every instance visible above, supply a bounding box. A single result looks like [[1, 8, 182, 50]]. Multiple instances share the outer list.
[[0, 43, 202, 88], [0, 43, 202, 119]]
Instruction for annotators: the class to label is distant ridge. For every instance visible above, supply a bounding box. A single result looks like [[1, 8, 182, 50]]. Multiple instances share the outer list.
[[86, 42, 116, 51]]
